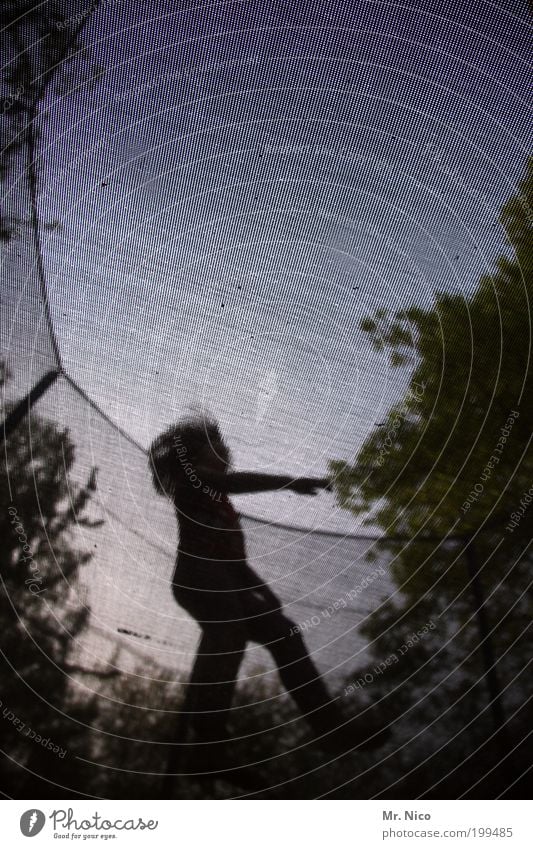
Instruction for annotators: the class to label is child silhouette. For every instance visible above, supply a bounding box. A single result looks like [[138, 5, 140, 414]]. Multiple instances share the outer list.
[[150, 415, 388, 780]]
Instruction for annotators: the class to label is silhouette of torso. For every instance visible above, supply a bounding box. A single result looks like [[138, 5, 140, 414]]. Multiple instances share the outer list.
[[171, 483, 249, 623]]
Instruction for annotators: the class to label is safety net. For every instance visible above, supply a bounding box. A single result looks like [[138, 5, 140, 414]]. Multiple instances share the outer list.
[[1, 0, 531, 799]]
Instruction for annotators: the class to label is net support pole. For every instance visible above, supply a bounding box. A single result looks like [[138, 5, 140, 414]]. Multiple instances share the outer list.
[[0, 368, 60, 444], [465, 540, 508, 742]]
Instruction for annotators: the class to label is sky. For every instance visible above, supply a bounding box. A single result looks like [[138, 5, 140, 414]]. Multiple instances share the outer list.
[[10, 0, 532, 530]]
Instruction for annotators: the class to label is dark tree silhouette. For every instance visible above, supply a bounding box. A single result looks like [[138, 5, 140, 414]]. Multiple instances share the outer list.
[[1, 1, 103, 242], [330, 159, 533, 798], [0, 362, 104, 796]]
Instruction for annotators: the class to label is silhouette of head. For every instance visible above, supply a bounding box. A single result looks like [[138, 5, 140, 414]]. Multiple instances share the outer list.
[[149, 414, 231, 497]]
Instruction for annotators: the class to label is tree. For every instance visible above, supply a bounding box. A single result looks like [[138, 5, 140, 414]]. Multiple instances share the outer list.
[[2, 2, 103, 237], [0, 362, 103, 796], [329, 159, 532, 797]]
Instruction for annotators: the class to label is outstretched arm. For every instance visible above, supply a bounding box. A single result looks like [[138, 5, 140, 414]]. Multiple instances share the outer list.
[[196, 467, 331, 495]]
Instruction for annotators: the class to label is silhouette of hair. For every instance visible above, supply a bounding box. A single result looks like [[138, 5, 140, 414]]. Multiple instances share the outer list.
[[149, 414, 231, 498]]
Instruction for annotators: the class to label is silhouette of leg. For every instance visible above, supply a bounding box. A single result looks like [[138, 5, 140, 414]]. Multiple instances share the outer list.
[[247, 604, 390, 752], [184, 624, 247, 773], [246, 609, 343, 737]]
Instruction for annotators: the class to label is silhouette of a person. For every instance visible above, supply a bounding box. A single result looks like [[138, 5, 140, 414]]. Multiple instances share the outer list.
[[150, 415, 386, 777]]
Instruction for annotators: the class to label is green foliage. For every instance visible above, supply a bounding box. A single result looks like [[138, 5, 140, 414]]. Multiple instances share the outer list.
[[332, 158, 532, 549], [329, 160, 532, 796]]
